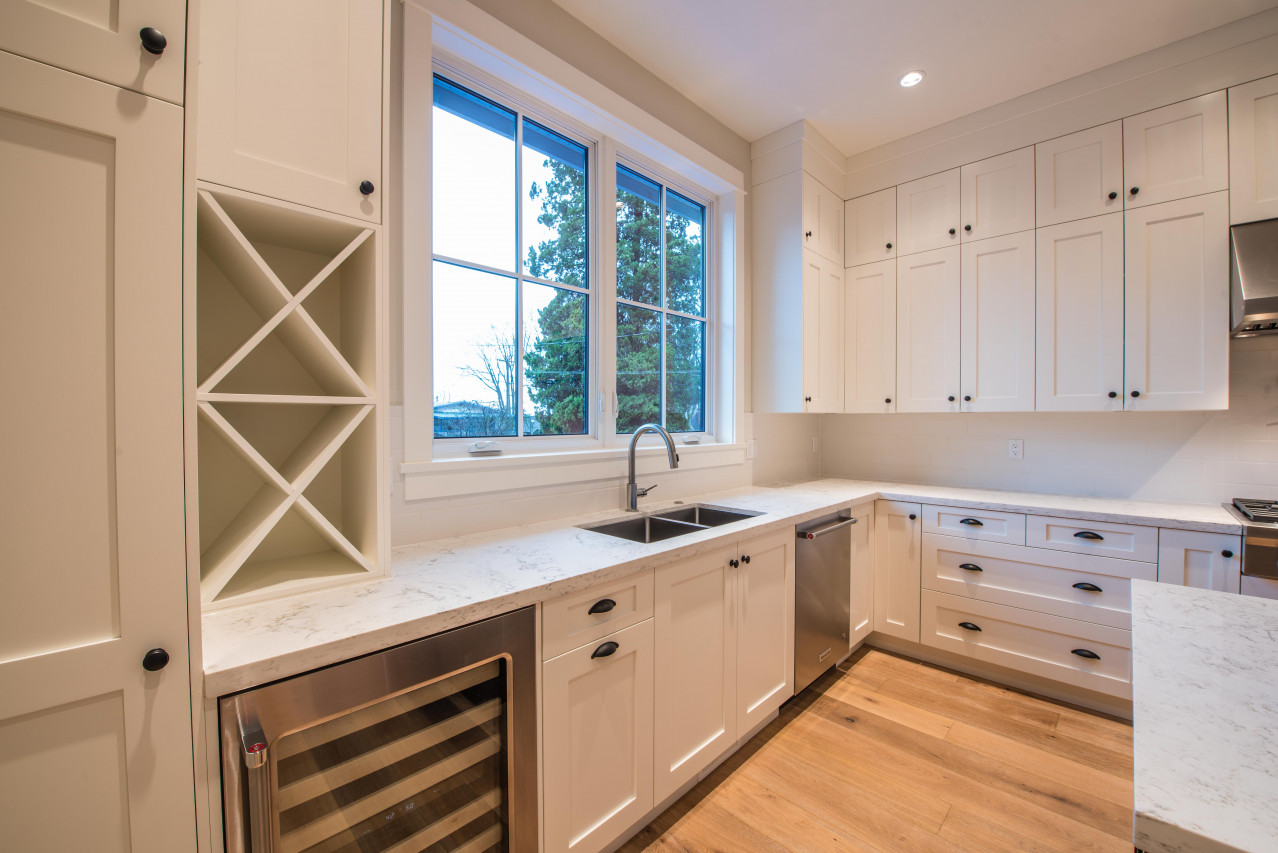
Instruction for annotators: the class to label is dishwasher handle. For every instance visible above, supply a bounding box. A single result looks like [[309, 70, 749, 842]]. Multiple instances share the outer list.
[[798, 514, 857, 540]]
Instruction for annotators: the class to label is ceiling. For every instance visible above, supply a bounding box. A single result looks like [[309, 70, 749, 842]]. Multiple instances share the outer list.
[[549, 0, 1277, 157]]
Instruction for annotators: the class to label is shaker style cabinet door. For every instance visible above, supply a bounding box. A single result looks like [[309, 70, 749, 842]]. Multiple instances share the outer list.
[[897, 168, 961, 255], [849, 503, 875, 645], [960, 231, 1035, 412], [873, 501, 922, 643], [1035, 121, 1124, 227], [1157, 530, 1242, 594], [1228, 74, 1278, 224], [959, 146, 1035, 241], [896, 247, 961, 412], [197, 0, 384, 222], [734, 530, 795, 737], [845, 187, 897, 266], [843, 259, 897, 413], [802, 172, 844, 264], [0, 52, 194, 852], [0, 0, 185, 103], [1123, 91, 1227, 208], [801, 251, 844, 412]]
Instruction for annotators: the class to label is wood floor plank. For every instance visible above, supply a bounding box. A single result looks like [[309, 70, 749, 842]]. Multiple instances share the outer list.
[[870, 656, 1062, 732], [713, 773, 881, 853], [822, 677, 956, 739], [939, 805, 1133, 853], [662, 800, 789, 853]]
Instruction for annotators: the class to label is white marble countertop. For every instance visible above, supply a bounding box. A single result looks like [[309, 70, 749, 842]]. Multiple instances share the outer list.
[[1132, 581, 1278, 853], [201, 478, 1239, 696]]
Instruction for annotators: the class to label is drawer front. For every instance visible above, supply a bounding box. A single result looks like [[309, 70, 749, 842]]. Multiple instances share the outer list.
[[922, 534, 1155, 629], [542, 571, 654, 660], [1026, 514, 1158, 562], [921, 590, 1132, 698], [923, 504, 1026, 545]]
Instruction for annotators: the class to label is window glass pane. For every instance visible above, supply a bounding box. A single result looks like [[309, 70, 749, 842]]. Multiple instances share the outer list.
[[523, 121, 588, 289], [665, 315, 705, 432], [665, 190, 705, 316], [432, 77, 516, 272], [523, 283, 588, 436], [616, 165, 662, 306], [616, 303, 661, 433], [432, 261, 517, 438]]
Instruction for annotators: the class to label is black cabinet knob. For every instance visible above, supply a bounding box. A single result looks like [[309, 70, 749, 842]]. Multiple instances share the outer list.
[[948, 395, 956, 402], [884, 397, 892, 404], [142, 648, 170, 672], [1073, 582, 1103, 592], [963, 395, 972, 402], [1072, 648, 1101, 660], [1130, 390, 1141, 398], [359, 180, 376, 196], [804, 396, 812, 403], [729, 558, 739, 568], [1129, 187, 1140, 196], [588, 598, 616, 615], [1108, 191, 1118, 200], [1108, 391, 1118, 398], [886, 242, 893, 250], [1222, 550, 1234, 558], [741, 554, 751, 564], [959, 518, 983, 527], [908, 513, 917, 520], [591, 641, 619, 659], [139, 27, 167, 55], [964, 224, 972, 232], [949, 228, 957, 236], [959, 622, 982, 632], [959, 563, 983, 572], [1074, 530, 1105, 541], [805, 230, 813, 238]]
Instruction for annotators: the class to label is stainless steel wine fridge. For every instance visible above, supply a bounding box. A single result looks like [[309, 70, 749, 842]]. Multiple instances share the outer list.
[[219, 606, 537, 853]]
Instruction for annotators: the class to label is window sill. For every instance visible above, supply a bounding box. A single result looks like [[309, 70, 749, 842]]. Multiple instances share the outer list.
[[401, 441, 747, 501]]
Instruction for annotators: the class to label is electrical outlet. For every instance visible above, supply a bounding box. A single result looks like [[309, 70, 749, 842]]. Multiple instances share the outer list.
[[746, 439, 757, 460], [811, 436, 819, 454], [1008, 439, 1024, 460]]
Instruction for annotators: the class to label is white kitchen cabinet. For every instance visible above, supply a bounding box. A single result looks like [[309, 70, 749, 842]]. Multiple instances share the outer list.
[[897, 168, 961, 255], [845, 188, 897, 266], [197, 0, 385, 222], [1123, 91, 1228, 208], [543, 619, 655, 853], [849, 503, 875, 645], [1157, 529, 1242, 594], [800, 251, 845, 412], [843, 259, 897, 413], [896, 247, 961, 412], [0, 0, 185, 103], [1124, 192, 1230, 411], [0, 51, 194, 850], [803, 172, 845, 264], [959, 146, 1035, 241], [734, 529, 796, 736], [1035, 213, 1126, 412], [922, 505, 1027, 546], [1027, 515, 1159, 563], [1228, 74, 1278, 224], [874, 500, 922, 642], [1035, 121, 1124, 226], [960, 231, 1036, 412]]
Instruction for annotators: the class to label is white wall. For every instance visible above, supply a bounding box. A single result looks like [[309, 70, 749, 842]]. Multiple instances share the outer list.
[[822, 337, 1278, 503], [751, 413, 822, 485]]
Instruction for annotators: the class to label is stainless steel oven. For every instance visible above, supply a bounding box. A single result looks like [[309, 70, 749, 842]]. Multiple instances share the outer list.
[[219, 606, 537, 853]]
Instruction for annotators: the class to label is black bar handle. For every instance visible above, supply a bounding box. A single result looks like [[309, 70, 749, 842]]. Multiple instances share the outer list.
[[1073, 582, 1103, 592], [1072, 648, 1101, 660], [959, 563, 983, 572], [1074, 530, 1104, 541], [958, 622, 982, 632], [959, 518, 984, 527], [588, 598, 616, 615], [591, 641, 620, 659]]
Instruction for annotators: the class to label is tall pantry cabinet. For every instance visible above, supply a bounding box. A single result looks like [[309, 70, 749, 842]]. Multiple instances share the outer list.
[[0, 10, 197, 852]]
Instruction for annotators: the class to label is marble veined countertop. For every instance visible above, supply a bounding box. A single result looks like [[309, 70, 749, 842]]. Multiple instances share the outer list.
[[1132, 581, 1278, 853], [201, 478, 1239, 696]]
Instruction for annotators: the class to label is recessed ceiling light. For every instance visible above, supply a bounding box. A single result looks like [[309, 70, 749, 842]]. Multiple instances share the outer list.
[[899, 70, 925, 88]]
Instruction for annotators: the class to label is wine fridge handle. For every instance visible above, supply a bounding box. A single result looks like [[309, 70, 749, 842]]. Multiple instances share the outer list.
[[237, 701, 275, 852]]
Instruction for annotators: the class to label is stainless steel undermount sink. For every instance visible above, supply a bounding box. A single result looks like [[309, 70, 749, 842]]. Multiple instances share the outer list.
[[579, 504, 762, 543]]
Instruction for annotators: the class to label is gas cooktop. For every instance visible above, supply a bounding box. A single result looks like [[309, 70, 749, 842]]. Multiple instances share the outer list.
[[1230, 498, 1278, 524]]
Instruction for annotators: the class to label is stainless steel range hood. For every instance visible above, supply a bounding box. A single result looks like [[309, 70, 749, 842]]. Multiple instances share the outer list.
[[1231, 217, 1278, 336]]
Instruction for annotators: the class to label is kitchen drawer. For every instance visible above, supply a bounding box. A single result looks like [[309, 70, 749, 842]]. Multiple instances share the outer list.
[[1026, 515, 1157, 563], [542, 570, 654, 660], [923, 504, 1026, 545], [922, 534, 1155, 629], [921, 589, 1132, 699]]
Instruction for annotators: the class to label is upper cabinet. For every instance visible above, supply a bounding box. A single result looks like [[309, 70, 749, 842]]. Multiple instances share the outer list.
[[959, 147, 1035, 241], [800, 252, 845, 412], [0, 0, 186, 103], [1228, 74, 1278, 224], [843, 259, 897, 413], [845, 188, 897, 267], [1035, 122, 1124, 226], [1123, 91, 1227, 208], [960, 232, 1036, 412], [896, 168, 961, 255], [802, 173, 844, 264], [197, 0, 385, 222], [896, 247, 961, 413]]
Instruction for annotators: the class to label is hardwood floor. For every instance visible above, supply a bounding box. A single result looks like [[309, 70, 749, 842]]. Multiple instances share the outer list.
[[617, 647, 1134, 853]]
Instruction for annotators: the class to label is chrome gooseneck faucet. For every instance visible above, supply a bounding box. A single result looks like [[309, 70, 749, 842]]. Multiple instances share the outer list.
[[627, 423, 680, 511]]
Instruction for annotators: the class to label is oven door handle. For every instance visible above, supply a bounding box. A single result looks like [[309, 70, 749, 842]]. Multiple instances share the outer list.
[[236, 699, 275, 852]]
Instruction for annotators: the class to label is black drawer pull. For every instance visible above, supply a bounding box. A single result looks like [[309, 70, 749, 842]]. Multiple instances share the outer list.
[[588, 598, 616, 615], [1073, 582, 1103, 592], [591, 641, 620, 659], [1071, 648, 1100, 660], [958, 622, 982, 632], [959, 563, 983, 572], [1073, 531, 1104, 541], [959, 518, 984, 527]]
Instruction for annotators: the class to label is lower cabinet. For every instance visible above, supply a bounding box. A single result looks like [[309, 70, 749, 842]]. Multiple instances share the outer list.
[[874, 500, 921, 641], [849, 502, 875, 644], [1157, 529, 1242, 593]]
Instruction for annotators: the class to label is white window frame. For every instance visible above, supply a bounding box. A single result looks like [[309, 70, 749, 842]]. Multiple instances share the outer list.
[[401, 1, 745, 500]]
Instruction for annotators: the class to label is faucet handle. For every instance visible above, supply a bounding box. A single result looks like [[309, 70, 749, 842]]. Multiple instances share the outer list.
[[636, 484, 656, 498]]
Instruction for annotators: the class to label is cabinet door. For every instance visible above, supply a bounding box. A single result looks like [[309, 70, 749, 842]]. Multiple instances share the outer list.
[[959, 146, 1035, 241], [844, 259, 897, 413], [0, 0, 185, 103], [197, 0, 384, 222], [897, 168, 961, 255], [0, 52, 194, 851], [897, 247, 961, 412], [1123, 91, 1227, 208], [845, 188, 897, 266], [1228, 74, 1278, 224], [874, 501, 921, 642], [802, 172, 843, 264], [735, 530, 795, 737], [653, 550, 736, 803], [801, 251, 844, 412], [849, 503, 875, 645], [1124, 192, 1229, 411], [1036, 213, 1125, 411], [543, 619, 655, 853], [1157, 530, 1242, 594], [960, 231, 1035, 412], [1036, 121, 1124, 226]]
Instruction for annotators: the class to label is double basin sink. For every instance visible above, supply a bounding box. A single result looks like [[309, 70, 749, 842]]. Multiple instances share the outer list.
[[579, 503, 762, 544]]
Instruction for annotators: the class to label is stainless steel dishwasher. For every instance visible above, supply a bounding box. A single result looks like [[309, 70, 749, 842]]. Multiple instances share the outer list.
[[794, 512, 856, 693]]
